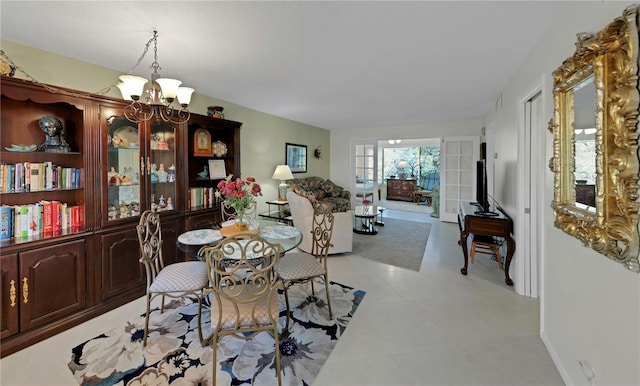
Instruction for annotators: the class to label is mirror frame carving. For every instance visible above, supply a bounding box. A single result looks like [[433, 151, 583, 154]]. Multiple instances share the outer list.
[[548, 5, 640, 272]]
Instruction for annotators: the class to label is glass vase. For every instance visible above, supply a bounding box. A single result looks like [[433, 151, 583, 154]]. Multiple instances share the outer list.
[[235, 210, 248, 231]]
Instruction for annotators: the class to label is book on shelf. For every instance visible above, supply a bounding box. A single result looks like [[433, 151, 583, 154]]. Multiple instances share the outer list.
[[188, 187, 217, 209], [0, 205, 12, 241], [2, 201, 84, 241], [0, 161, 81, 193]]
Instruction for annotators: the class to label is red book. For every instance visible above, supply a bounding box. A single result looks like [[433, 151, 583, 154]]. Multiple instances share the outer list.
[[69, 205, 84, 230], [78, 205, 85, 227], [51, 201, 61, 232], [40, 200, 53, 236]]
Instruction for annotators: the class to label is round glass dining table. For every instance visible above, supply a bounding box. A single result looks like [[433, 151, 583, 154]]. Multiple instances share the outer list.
[[177, 219, 303, 260]]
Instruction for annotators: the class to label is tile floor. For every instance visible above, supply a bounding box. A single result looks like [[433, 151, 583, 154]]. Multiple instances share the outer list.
[[0, 200, 564, 385]]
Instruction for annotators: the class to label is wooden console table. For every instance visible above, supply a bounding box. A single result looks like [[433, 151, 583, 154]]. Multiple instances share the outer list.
[[457, 202, 515, 286], [386, 178, 416, 201]]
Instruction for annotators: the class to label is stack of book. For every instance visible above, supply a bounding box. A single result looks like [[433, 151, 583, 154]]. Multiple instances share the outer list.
[[188, 187, 219, 209], [0, 201, 85, 241], [0, 162, 82, 193]]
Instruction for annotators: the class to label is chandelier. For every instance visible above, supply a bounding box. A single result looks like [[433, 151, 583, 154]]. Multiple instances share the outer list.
[[117, 31, 194, 124]]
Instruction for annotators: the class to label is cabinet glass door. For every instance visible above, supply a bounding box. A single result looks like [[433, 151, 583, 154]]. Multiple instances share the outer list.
[[106, 116, 142, 221], [148, 121, 177, 212]]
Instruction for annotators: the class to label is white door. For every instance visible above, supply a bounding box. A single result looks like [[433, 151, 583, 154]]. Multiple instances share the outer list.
[[440, 136, 480, 223], [352, 141, 378, 206]]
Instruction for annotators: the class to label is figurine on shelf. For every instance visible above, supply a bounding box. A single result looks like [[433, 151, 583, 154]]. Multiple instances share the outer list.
[[108, 204, 117, 220], [121, 166, 137, 184], [167, 164, 176, 183], [157, 163, 168, 183], [37, 115, 71, 153], [108, 167, 120, 186], [130, 202, 140, 216], [150, 163, 159, 183], [197, 165, 209, 179], [119, 202, 128, 218], [166, 197, 173, 210], [158, 195, 166, 209]]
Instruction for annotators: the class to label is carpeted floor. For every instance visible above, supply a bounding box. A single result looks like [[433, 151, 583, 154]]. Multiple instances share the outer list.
[[352, 217, 430, 271], [68, 281, 365, 386]]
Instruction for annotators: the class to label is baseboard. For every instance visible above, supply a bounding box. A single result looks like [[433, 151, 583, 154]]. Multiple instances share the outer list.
[[541, 331, 573, 385]]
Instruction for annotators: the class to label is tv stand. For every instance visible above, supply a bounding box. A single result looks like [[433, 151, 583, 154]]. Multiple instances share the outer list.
[[473, 210, 500, 217], [458, 202, 515, 286]]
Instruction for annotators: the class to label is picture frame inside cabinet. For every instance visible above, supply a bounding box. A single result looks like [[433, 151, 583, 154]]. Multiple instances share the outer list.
[[193, 128, 212, 156], [208, 159, 227, 180]]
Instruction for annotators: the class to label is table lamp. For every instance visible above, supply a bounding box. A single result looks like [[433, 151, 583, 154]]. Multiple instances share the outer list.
[[272, 164, 294, 201], [397, 161, 409, 179]]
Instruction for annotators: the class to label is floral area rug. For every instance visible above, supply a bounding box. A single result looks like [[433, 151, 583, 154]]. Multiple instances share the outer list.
[[68, 281, 365, 386]]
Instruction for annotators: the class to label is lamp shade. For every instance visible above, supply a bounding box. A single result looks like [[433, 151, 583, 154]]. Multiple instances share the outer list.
[[272, 165, 294, 180], [397, 161, 409, 168], [176, 87, 194, 106], [155, 78, 182, 100], [118, 75, 148, 99]]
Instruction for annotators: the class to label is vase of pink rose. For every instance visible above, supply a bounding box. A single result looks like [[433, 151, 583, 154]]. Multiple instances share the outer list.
[[215, 175, 262, 230]]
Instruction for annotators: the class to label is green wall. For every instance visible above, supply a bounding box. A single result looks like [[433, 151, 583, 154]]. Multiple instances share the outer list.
[[0, 40, 330, 210]]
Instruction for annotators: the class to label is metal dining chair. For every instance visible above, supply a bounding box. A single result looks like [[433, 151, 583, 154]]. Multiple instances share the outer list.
[[199, 234, 283, 386], [278, 204, 335, 330], [136, 210, 209, 346]]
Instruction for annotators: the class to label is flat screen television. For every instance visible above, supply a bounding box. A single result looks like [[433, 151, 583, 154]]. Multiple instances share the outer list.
[[474, 159, 498, 216]]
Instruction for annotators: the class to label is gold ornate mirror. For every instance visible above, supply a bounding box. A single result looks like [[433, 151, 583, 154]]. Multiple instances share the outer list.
[[548, 5, 640, 272]]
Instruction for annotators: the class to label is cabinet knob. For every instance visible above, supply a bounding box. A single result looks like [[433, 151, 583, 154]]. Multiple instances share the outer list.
[[140, 157, 145, 176]]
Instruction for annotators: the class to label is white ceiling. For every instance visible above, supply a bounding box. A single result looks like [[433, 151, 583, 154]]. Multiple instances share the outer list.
[[1, 1, 565, 131]]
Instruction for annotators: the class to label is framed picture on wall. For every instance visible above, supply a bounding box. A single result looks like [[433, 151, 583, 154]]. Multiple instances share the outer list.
[[286, 143, 307, 173], [208, 160, 227, 180]]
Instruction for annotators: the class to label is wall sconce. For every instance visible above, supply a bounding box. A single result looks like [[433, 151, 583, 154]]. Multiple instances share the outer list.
[[388, 139, 402, 144]]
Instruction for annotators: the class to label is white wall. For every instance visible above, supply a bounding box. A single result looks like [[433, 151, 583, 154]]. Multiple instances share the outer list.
[[0, 40, 330, 211], [330, 118, 482, 190], [483, 3, 639, 385]]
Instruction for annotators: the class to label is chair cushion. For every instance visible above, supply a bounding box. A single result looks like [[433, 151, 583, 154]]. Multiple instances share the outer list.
[[149, 261, 208, 292], [278, 252, 326, 281]]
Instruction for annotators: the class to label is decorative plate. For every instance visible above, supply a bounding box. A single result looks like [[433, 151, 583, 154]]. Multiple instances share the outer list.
[[212, 140, 228, 157], [260, 225, 301, 240], [112, 126, 138, 148], [178, 229, 222, 245], [5, 144, 37, 152]]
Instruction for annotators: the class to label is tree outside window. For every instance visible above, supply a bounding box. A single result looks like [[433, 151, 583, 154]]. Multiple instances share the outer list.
[[379, 146, 440, 183]]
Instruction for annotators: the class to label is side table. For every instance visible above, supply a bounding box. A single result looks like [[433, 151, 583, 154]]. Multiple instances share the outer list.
[[353, 205, 379, 235], [259, 200, 293, 225]]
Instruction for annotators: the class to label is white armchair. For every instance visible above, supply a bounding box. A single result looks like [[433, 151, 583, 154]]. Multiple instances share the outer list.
[[287, 190, 353, 254]]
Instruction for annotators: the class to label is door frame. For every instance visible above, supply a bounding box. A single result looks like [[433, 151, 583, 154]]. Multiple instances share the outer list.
[[516, 74, 547, 300]]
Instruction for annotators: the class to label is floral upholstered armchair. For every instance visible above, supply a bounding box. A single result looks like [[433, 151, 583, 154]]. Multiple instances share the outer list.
[[286, 176, 351, 213]]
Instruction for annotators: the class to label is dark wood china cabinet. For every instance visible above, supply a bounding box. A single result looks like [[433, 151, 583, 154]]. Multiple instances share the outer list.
[[0, 76, 241, 357]]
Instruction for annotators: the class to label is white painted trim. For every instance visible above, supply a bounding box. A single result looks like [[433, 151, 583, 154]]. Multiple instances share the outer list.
[[541, 332, 573, 386], [516, 74, 546, 298]]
